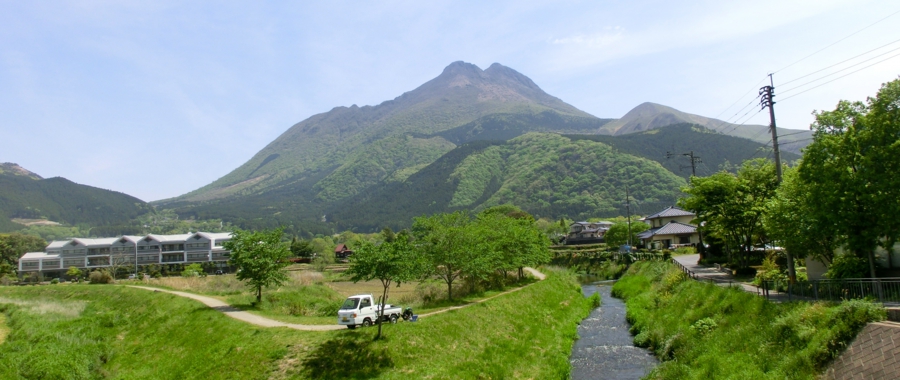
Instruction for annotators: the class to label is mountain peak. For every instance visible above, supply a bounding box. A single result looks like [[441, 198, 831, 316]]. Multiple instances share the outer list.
[[0, 162, 42, 180]]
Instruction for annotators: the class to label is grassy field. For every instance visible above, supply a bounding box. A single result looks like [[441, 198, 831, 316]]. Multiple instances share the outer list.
[[612, 261, 886, 379], [133, 268, 539, 325], [0, 267, 593, 379]]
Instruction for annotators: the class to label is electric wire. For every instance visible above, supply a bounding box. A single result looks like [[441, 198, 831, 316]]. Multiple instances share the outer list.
[[779, 38, 900, 86], [780, 51, 900, 102], [779, 49, 900, 95], [774, 9, 900, 74]]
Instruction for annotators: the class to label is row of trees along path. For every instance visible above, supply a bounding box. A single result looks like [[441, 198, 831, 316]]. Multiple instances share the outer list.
[[125, 267, 546, 332]]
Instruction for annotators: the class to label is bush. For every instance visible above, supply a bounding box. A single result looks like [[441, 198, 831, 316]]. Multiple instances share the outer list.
[[50, 278, 59, 284], [182, 263, 204, 277], [89, 270, 114, 284], [825, 254, 871, 279]]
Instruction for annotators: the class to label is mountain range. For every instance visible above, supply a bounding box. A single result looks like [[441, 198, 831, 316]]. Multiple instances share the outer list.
[[147, 61, 804, 234], [1, 62, 809, 235]]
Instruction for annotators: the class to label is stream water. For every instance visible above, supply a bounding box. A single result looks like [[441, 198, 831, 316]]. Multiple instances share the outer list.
[[570, 281, 658, 379]]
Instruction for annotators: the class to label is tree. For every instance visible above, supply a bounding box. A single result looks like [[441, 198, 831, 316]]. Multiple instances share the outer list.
[[412, 211, 475, 301], [346, 234, 423, 339], [476, 209, 550, 280], [0, 233, 47, 265], [290, 237, 315, 258], [66, 266, 82, 280], [798, 79, 900, 277], [223, 228, 290, 303], [679, 159, 778, 269], [605, 221, 650, 249], [764, 167, 838, 281]]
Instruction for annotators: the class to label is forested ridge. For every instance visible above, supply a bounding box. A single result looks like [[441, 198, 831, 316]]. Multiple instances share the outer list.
[[0, 170, 151, 233]]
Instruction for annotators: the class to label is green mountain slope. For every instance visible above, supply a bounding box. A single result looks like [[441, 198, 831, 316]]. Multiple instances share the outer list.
[[327, 133, 685, 231], [163, 62, 594, 204], [569, 123, 802, 179], [0, 163, 151, 232], [600, 102, 812, 154]]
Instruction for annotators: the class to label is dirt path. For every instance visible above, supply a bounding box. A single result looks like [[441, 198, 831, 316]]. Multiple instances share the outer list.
[[418, 267, 546, 318], [127, 286, 343, 331], [127, 267, 546, 328]]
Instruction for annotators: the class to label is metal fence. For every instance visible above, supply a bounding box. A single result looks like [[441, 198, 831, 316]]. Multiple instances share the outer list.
[[760, 278, 900, 304]]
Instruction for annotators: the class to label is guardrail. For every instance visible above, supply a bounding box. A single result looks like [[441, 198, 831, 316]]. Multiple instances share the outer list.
[[671, 258, 739, 287], [760, 278, 900, 304]]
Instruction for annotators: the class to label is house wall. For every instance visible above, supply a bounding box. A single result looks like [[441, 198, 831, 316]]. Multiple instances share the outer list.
[[805, 256, 829, 280]]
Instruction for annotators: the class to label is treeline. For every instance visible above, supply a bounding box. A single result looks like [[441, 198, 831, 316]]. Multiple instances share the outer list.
[[348, 205, 551, 304], [681, 79, 900, 280]]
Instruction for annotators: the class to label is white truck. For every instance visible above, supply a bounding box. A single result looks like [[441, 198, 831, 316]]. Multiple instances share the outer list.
[[337, 294, 402, 329]]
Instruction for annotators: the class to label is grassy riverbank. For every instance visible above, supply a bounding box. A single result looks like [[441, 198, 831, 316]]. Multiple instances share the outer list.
[[612, 261, 886, 379], [0, 267, 593, 379]]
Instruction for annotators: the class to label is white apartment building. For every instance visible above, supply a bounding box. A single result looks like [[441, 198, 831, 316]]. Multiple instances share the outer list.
[[18, 232, 232, 276]]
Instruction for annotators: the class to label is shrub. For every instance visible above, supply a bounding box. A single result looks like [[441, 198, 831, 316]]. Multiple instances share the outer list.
[[825, 254, 870, 279], [50, 278, 59, 284], [182, 263, 204, 277], [89, 270, 114, 284]]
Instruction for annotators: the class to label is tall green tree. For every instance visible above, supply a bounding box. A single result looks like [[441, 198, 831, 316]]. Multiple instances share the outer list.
[[477, 208, 550, 280], [680, 159, 778, 268], [798, 79, 900, 277], [346, 234, 423, 339], [0, 233, 47, 265], [764, 167, 838, 280], [223, 228, 290, 303], [412, 211, 475, 301]]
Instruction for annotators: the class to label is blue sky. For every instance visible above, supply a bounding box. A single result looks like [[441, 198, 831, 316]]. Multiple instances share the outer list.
[[2, 1, 898, 202]]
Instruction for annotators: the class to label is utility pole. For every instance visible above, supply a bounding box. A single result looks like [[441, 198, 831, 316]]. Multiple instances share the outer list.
[[759, 74, 783, 183], [625, 183, 632, 251], [760, 74, 793, 282], [667, 151, 701, 177]]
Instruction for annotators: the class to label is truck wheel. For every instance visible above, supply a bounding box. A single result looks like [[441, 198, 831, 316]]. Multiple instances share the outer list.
[[347, 325, 356, 329], [362, 319, 372, 327], [390, 314, 398, 324]]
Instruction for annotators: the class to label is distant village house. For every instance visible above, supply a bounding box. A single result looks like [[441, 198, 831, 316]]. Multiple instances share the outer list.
[[637, 206, 699, 249]]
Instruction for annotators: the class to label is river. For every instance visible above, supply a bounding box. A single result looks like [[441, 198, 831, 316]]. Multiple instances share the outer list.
[[570, 281, 658, 379]]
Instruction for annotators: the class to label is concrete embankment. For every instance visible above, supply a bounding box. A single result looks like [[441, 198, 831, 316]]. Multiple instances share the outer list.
[[824, 321, 900, 379]]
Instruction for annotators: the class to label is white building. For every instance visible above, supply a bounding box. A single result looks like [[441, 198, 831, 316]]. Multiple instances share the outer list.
[[18, 232, 232, 277]]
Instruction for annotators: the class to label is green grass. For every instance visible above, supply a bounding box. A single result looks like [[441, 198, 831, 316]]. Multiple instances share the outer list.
[[284, 268, 594, 379], [0, 268, 593, 379], [0, 285, 328, 380], [612, 261, 886, 379]]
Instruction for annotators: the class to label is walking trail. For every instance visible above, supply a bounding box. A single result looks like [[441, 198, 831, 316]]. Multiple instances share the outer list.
[[127, 267, 546, 331], [673, 254, 793, 302]]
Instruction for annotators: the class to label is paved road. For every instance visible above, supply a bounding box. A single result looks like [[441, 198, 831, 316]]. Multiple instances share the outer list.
[[127, 286, 344, 331], [673, 254, 798, 302]]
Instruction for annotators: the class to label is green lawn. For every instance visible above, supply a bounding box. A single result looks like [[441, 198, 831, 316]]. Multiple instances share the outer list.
[[0, 268, 593, 379]]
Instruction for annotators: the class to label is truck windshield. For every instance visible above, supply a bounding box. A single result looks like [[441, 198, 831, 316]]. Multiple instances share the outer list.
[[340, 298, 360, 310]]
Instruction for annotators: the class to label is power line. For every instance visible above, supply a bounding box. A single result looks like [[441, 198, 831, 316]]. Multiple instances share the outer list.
[[774, 9, 900, 74], [780, 38, 900, 86], [780, 49, 900, 95], [778, 130, 810, 138], [780, 51, 900, 102]]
